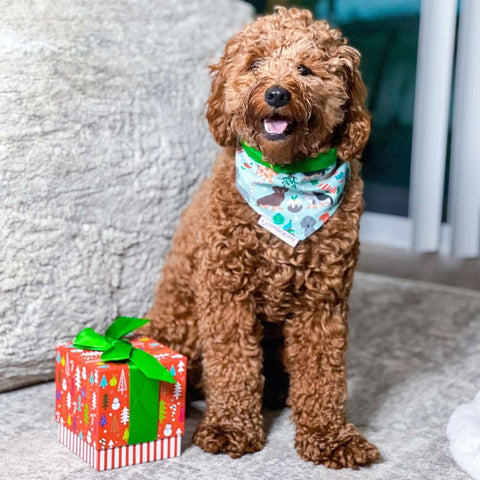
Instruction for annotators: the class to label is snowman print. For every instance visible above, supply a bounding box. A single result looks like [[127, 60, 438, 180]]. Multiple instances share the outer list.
[[82, 366, 87, 380], [87, 431, 92, 444], [62, 378, 67, 391], [111, 397, 121, 411], [163, 424, 172, 437]]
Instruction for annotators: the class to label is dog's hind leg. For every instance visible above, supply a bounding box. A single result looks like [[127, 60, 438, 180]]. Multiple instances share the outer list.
[[146, 251, 204, 400], [145, 247, 199, 347]]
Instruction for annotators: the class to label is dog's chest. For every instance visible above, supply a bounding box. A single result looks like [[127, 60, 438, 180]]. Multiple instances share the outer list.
[[206, 164, 356, 321], [250, 223, 323, 321]]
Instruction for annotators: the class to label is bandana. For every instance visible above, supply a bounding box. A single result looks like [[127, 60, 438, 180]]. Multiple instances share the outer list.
[[235, 142, 350, 247]]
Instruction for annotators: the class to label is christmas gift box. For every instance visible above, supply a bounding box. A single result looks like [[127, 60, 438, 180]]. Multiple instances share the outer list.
[[55, 317, 187, 470]]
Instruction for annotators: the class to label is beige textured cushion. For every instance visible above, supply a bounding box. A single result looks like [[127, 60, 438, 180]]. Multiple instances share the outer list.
[[0, 0, 253, 391]]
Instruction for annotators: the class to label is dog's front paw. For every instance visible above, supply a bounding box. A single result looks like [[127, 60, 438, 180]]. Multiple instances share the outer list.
[[193, 418, 266, 458], [295, 424, 380, 469]]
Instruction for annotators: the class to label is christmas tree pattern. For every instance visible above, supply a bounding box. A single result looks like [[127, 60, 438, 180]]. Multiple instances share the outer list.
[[65, 354, 71, 376], [120, 406, 129, 425], [99, 375, 108, 388], [173, 382, 182, 400], [281, 173, 299, 189], [56, 338, 187, 450], [159, 400, 166, 424], [99, 414, 107, 428], [118, 370, 127, 393], [75, 367, 81, 390], [111, 415, 119, 434], [177, 360, 185, 374]]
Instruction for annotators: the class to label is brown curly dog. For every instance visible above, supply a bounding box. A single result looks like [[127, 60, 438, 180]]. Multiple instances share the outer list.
[[144, 7, 380, 469]]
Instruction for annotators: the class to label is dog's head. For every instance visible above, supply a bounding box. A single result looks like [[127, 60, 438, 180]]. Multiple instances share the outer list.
[[206, 7, 370, 165]]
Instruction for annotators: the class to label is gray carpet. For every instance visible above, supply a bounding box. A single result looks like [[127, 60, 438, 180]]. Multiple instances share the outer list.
[[1, 272, 479, 480]]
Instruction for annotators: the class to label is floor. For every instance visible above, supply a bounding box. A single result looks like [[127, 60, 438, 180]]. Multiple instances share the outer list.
[[3, 273, 478, 480], [358, 243, 480, 291]]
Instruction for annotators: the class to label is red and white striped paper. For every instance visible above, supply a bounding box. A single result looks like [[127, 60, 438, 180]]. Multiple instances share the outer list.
[[58, 424, 182, 470]]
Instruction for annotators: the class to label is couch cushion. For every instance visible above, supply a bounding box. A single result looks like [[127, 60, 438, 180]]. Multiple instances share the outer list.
[[0, 0, 253, 392]]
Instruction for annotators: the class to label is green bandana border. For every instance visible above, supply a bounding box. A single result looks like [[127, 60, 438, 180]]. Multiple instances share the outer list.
[[240, 141, 337, 174]]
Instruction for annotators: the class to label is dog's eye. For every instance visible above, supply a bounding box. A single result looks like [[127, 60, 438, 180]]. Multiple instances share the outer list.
[[248, 59, 263, 71], [298, 65, 314, 76]]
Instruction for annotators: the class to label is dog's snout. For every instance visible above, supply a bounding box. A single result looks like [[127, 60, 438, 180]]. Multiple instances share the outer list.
[[265, 86, 291, 108]]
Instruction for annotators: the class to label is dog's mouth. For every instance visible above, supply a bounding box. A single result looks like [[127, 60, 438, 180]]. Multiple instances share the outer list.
[[262, 115, 296, 140]]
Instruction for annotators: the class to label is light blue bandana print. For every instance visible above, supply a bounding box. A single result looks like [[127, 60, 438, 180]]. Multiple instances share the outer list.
[[235, 146, 351, 242]]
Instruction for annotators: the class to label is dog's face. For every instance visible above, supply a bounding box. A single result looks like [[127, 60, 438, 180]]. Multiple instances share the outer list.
[[206, 7, 370, 165]]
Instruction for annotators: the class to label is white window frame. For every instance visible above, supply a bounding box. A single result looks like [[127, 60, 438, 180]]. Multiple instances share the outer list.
[[360, 0, 459, 255], [360, 212, 452, 255], [448, 0, 480, 258]]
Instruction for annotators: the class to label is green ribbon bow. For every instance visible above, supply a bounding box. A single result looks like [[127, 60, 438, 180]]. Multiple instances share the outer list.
[[74, 316, 175, 445]]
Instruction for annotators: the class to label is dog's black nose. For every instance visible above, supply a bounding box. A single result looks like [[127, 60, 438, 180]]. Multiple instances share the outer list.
[[265, 86, 291, 108]]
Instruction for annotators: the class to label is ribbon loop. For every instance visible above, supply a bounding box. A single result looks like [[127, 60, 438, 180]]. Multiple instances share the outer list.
[[74, 327, 111, 352], [105, 316, 150, 341]]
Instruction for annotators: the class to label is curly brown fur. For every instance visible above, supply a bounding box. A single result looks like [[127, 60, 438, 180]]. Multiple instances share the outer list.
[[145, 7, 379, 468]]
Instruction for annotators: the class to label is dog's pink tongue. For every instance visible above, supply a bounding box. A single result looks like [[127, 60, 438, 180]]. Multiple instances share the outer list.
[[264, 118, 289, 134]]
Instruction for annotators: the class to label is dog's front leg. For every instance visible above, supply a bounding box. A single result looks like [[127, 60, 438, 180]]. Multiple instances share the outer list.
[[193, 292, 266, 458], [284, 303, 379, 468]]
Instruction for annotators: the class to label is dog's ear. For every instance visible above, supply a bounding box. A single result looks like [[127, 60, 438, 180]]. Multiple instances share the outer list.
[[334, 45, 371, 161], [206, 42, 236, 147]]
